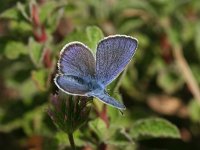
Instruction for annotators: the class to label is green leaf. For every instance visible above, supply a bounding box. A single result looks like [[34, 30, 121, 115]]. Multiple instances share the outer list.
[[108, 67, 128, 94], [55, 131, 85, 147], [55, 131, 69, 145], [61, 29, 88, 47], [0, 6, 19, 20], [86, 26, 104, 53], [40, 1, 55, 21], [16, 2, 30, 21], [39, 1, 65, 26], [10, 20, 32, 33], [130, 118, 180, 140], [107, 128, 136, 148], [195, 21, 200, 60], [114, 0, 157, 17], [191, 65, 200, 83], [0, 118, 22, 133], [28, 38, 44, 67], [89, 118, 108, 141], [157, 67, 184, 94], [188, 99, 200, 123], [0, 103, 47, 133], [61, 26, 104, 54], [0, 2, 30, 21], [166, 27, 180, 46], [31, 69, 48, 91], [22, 104, 47, 135], [182, 22, 195, 43], [4, 41, 27, 59], [20, 79, 37, 104], [118, 19, 144, 34]]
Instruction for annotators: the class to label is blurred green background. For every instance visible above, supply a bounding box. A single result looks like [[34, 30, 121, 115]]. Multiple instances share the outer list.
[[0, 0, 200, 149]]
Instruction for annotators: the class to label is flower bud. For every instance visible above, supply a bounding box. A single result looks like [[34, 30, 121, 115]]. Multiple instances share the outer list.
[[48, 92, 91, 134]]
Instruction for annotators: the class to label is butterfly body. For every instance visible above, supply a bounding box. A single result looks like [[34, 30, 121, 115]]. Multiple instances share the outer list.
[[54, 35, 138, 110]]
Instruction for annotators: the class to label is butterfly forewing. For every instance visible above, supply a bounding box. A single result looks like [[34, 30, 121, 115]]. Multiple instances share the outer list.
[[96, 35, 138, 86], [58, 42, 95, 78]]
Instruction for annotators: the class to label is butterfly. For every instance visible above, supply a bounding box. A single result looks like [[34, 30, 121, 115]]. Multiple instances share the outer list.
[[54, 35, 138, 110]]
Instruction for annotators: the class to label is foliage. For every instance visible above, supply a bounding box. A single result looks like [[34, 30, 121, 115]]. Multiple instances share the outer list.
[[0, 0, 200, 149], [131, 118, 180, 140]]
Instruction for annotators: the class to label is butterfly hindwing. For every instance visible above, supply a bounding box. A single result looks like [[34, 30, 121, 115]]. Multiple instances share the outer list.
[[58, 42, 95, 78], [92, 91, 126, 110], [54, 75, 90, 96]]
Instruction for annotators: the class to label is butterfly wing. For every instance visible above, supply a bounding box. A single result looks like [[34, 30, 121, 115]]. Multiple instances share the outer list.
[[58, 42, 95, 78], [96, 35, 138, 86], [54, 74, 90, 96], [55, 42, 95, 95], [92, 91, 126, 110]]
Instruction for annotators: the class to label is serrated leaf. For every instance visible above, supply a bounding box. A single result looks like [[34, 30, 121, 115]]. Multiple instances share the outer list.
[[130, 118, 180, 140], [4, 41, 27, 59], [86, 26, 104, 53]]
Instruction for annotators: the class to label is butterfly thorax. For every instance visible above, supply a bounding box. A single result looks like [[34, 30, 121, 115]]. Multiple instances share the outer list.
[[86, 79, 105, 95], [88, 79, 104, 90]]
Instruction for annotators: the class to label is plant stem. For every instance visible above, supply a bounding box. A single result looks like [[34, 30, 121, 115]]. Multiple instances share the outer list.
[[68, 133, 76, 150]]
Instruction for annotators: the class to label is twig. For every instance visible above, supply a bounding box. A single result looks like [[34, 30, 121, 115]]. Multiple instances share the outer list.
[[172, 44, 200, 104]]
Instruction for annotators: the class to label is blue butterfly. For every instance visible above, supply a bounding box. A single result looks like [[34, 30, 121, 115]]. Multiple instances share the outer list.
[[54, 35, 138, 110]]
